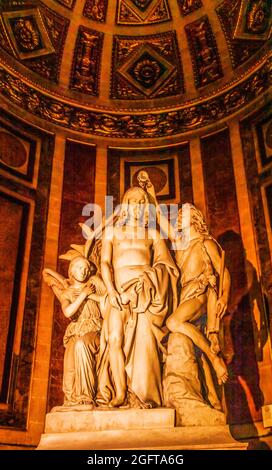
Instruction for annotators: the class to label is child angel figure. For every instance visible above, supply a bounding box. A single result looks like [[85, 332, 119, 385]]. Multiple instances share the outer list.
[[43, 236, 106, 409]]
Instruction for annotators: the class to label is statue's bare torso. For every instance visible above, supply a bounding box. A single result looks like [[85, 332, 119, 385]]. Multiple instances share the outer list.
[[109, 226, 156, 290]]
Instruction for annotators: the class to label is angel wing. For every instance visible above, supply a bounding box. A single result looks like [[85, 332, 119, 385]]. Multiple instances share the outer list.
[[78, 223, 102, 273], [43, 268, 69, 303], [58, 208, 120, 275]]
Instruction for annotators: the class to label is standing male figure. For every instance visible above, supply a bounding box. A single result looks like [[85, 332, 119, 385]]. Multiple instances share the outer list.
[[98, 186, 178, 407]]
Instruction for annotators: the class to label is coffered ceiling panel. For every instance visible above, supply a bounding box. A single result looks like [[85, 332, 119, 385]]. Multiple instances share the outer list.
[[217, 0, 270, 69], [111, 32, 183, 99], [0, 2, 69, 82]]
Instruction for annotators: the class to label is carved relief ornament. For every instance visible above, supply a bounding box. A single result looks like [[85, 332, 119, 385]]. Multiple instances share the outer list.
[[0, 55, 271, 138]]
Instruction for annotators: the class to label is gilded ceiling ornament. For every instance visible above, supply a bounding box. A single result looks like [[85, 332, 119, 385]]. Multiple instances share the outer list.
[[133, 55, 164, 87], [70, 111, 92, 129], [26, 92, 40, 112], [42, 102, 70, 124], [111, 33, 183, 99], [178, 0, 202, 17], [13, 17, 40, 51], [0, 71, 27, 104], [83, 0, 108, 23], [119, 47, 174, 96]]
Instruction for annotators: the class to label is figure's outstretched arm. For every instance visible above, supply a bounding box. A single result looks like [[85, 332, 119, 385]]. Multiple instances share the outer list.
[[144, 181, 177, 242], [204, 239, 231, 319]]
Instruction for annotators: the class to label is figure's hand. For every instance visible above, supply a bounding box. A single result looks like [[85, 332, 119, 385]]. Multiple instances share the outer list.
[[109, 290, 122, 310], [216, 296, 228, 319], [137, 173, 156, 200], [83, 284, 96, 297]]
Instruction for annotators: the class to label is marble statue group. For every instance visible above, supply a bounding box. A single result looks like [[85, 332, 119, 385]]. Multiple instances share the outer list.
[[43, 171, 231, 423]]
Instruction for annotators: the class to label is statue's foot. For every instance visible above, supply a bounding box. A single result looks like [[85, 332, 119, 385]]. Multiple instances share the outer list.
[[109, 396, 126, 408], [211, 355, 228, 385]]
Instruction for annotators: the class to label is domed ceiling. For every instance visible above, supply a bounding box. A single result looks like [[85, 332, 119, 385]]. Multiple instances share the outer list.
[[0, 0, 271, 138]]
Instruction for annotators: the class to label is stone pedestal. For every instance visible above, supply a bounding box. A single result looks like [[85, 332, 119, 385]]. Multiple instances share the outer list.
[[45, 407, 175, 433], [37, 408, 247, 450]]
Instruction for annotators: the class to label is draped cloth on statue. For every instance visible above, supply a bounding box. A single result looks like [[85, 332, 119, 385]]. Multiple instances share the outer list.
[[63, 331, 100, 405], [97, 238, 179, 407]]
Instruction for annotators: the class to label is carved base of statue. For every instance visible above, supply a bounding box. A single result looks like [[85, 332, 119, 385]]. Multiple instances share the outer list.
[[37, 407, 247, 450], [43, 407, 175, 434]]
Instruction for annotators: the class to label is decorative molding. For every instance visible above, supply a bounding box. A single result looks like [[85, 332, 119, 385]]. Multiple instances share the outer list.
[[83, 0, 108, 23], [185, 15, 223, 88], [116, 0, 171, 25], [0, 55, 270, 138], [111, 32, 183, 99], [177, 0, 202, 17], [70, 26, 104, 96]]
